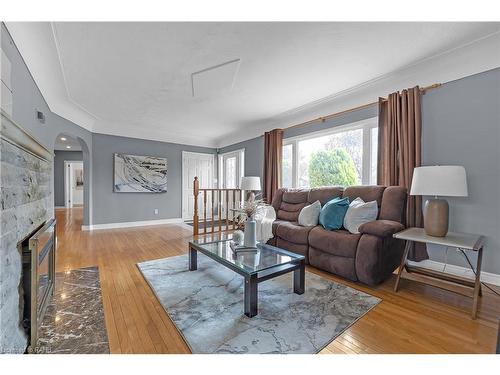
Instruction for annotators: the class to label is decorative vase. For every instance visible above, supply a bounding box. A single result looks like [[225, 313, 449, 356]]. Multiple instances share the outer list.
[[243, 218, 257, 248], [232, 230, 244, 245]]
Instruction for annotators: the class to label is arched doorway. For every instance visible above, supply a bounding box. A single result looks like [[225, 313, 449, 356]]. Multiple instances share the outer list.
[[53, 133, 91, 229]]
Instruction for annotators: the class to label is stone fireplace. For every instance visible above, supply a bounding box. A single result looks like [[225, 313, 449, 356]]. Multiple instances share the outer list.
[[20, 218, 56, 351], [0, 110, 54, 353]]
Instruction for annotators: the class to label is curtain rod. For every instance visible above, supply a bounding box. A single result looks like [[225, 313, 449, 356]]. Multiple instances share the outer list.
[[286, 83, 442, 131]]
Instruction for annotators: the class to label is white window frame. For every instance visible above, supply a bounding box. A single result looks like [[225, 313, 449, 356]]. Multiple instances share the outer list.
[[218, 148, 245, 189], [283, 116, 378, 188]]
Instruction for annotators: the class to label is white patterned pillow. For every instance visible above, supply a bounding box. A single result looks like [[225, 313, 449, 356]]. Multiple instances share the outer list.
[[343, 197, 378, 234], [298, 200, 321, 227]]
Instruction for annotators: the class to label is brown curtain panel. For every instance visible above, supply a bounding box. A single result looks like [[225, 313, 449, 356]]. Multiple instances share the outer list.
[[263, 129, 284, 203], [378, 86, 428, 261]]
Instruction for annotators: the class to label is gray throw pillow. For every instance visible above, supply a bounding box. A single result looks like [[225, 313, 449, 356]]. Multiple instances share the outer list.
[[298, 200, 321, 227], [343, 197, 378, 234]]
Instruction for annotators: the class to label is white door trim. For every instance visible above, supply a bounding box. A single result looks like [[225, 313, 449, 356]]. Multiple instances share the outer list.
[[64, 161, 72, 208], [182, 151, 215, 221]]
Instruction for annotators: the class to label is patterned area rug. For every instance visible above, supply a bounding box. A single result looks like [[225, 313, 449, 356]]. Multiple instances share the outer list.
[[138, 254, 380, 354], [37, 267, 109, 354]]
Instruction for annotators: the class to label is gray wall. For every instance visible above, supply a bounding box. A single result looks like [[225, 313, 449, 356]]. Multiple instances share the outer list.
[[218, 135, 265, 182], [283, 105, 378, 139], [422, 68, 500, 274], [53, 150, 83, 207], [92, 132, 216, 224], [218, 105, 378, 183], [221, 69, 500, 274], [2, 23, 93, 225]]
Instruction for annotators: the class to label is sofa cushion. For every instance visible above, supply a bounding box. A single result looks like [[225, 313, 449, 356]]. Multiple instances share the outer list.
[[271, 220, 287, 236], [276, 189, 309, 221], [308, 187, 343, 205], [282, 190, 309, 204], [270, 188, 286, 213], [277, 203, 308, 221], [309, 226, 361, 258], [275, 221, 313, 245], [343, 186, 386, 210], [276, 238, 309, 261], [298, 200, 321, 227], [318, 197, 350, 230], [379, 186, 407, 222]]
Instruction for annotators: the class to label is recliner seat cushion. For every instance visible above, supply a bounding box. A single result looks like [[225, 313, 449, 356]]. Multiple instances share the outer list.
[[275, 221, 313, 245], [271, 220, 288, 236], [276, 238, 309, 260]]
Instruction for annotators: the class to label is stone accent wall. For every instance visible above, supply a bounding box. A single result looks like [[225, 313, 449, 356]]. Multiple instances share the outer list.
[[0, 137, 52, 353]]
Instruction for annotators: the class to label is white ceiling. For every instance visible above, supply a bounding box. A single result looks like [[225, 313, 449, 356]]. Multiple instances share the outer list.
[[54, 133, 82, 151], [6, 22, 500, 147]]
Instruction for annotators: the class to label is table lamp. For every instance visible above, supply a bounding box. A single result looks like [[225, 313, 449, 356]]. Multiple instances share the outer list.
[[410, 166, 468, 237], [240, 176, 261, 202]]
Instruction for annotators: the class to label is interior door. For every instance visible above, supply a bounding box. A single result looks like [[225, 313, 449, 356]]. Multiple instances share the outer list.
[[219, 149, 244, 189], [182, 152, 215, 220], [71, 162, 84, 205], [218, 150, 245, 216], [223, 155, 238, 188]]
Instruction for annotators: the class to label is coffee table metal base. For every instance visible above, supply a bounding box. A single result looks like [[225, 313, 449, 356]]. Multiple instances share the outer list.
[[188, 244, 305, 318]]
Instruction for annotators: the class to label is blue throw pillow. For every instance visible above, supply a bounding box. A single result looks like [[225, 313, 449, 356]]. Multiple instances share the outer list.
[[319, 197, 350, 230]]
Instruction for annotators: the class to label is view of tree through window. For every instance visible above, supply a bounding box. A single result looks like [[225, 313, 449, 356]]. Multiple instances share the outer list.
[[308, 149, 358, 187], [298, 128, 363, 187], [282, 119, 378, 188]]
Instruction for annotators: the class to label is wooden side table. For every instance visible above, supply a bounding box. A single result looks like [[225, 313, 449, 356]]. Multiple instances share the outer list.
[[393, 228, 485, 319]]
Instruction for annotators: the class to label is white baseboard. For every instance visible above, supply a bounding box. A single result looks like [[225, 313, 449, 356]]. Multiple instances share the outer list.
[[54, 206, 66, 209], [81, 217, 183, 231], [407, 259, 500, 287]]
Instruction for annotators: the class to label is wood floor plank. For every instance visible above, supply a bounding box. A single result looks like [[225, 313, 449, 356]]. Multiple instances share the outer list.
[[55, 208, 500, 354]]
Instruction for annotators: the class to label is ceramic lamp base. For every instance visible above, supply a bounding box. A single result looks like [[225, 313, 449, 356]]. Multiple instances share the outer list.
[[244, 219, 257, 248], [424, 198, 449, 237]]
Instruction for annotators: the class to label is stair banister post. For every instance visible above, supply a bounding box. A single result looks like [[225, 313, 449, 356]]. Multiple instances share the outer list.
[[193, 176, 199, 236]]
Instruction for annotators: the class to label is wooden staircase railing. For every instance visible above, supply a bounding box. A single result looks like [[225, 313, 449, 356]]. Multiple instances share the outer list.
[[192, 176, 243, 236]]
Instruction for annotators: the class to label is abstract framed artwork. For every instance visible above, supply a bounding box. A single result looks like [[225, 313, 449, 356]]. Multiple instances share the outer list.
[[114, 153, 168, 193]]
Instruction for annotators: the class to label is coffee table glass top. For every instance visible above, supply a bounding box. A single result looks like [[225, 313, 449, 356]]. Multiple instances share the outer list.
[[189, 239, 304, 275]]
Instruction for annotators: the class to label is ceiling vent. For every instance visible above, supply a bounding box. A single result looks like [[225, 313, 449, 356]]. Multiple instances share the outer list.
[[191, 59, 241, 97]]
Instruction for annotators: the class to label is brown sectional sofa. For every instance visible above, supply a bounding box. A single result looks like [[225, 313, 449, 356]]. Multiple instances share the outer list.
[[268, 185, 407, 285]]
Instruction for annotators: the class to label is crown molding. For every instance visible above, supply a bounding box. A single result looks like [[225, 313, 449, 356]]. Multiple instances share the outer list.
[[1, 110, 53, 161], [4, 22, 97, 132], [6, 22, 500, 150]]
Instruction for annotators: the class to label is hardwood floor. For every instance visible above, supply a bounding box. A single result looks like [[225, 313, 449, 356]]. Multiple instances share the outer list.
[[55, 207, 500, 354]]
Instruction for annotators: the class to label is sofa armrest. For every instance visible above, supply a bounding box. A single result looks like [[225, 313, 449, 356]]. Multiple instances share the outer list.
[[358, 220, 404, 238]]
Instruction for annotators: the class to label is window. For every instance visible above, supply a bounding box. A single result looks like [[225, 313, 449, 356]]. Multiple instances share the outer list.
[[218, 149, 245, 189], [282, 117, 378, 188], [282, 143, 294, 188]]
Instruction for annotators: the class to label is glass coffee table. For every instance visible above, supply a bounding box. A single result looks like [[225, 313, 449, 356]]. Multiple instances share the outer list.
[[188, 239, 305, 317]]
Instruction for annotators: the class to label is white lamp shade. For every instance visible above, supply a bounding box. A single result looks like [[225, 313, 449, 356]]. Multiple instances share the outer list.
[[240, 176, 261, 191], [410, 166, 468, 197]]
